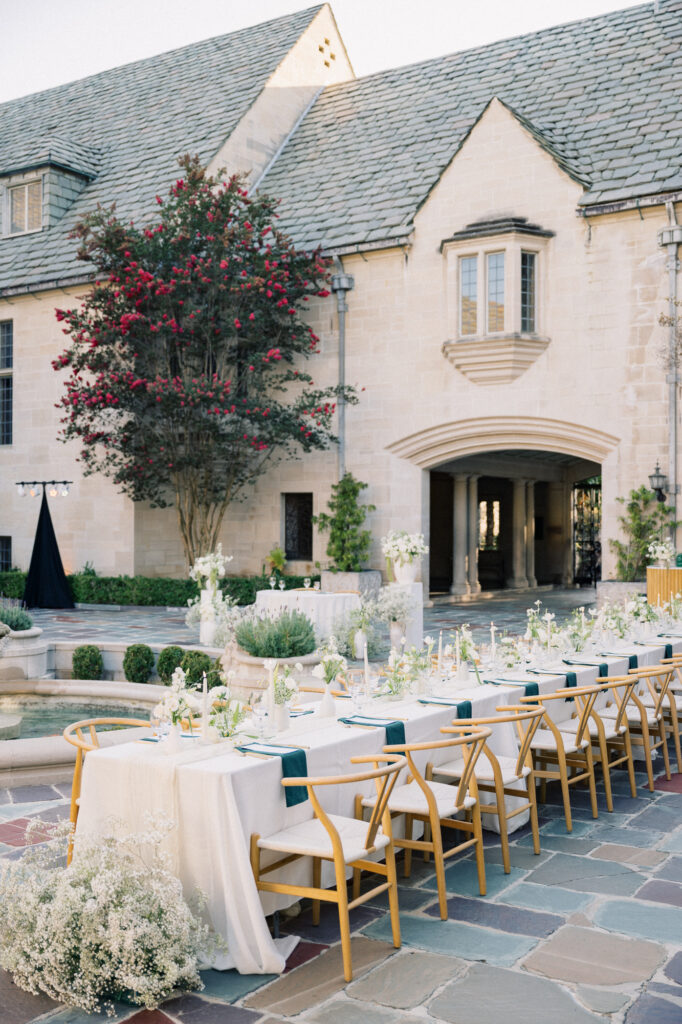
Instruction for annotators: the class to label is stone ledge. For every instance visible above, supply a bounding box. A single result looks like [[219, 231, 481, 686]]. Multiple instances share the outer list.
[[442, 335, 550, 384]]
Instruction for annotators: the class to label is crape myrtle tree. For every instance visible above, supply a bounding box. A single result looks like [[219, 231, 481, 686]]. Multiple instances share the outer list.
[[53, 155, 356, 565]]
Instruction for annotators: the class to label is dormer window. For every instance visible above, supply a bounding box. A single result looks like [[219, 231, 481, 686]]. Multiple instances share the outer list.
[[442, 217, 553, 384], [9, 179, 42, 234]]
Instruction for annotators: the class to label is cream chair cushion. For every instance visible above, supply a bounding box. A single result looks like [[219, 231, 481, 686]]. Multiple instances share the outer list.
[[363, 780, 476, 817], [258, 813, 389, 863]]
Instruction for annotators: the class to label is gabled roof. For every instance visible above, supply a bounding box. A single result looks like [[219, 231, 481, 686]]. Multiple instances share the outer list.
[[1, 134, 103, 179], [263, 1, 682, 252], [0, 6, 322, 295]]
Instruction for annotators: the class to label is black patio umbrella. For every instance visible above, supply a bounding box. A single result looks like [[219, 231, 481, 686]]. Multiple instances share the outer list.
[[23, 491, 74, 608]]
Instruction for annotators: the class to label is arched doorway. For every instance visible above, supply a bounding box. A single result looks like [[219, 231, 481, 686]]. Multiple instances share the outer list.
[[386, 416, 618, 597]]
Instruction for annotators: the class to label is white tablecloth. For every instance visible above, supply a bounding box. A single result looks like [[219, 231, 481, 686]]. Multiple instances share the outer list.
[[75, 638, 679, 977], [254, 589, 361, 639]]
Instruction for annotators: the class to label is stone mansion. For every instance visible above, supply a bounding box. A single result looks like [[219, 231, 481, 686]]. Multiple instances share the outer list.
[[1, 1, 682, 594]]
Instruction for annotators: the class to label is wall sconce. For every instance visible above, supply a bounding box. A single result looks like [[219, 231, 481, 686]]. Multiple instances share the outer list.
[[649, 462, 668, 503]]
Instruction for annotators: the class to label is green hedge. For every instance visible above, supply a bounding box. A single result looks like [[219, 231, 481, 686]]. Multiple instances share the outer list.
[[0, 570, 320, 608]]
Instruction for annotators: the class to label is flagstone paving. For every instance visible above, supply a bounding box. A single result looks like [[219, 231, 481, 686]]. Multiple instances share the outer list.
[[1, 759, 681, 1023], [2, 584, 681, 1024]]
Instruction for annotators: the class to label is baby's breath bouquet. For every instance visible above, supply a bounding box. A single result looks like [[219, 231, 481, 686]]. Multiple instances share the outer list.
[[0, 817, 212, 1015]]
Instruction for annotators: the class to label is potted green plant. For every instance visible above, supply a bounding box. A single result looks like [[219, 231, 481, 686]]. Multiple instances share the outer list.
[[314, 473, 381, 597], [599, 485, 677, 606]]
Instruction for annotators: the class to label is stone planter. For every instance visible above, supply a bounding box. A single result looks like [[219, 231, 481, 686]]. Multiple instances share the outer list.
[[0, 628, 48, 681], [596, 580, 646, 609], [221, 645, 321, 701], [321, 570, 382, 599]]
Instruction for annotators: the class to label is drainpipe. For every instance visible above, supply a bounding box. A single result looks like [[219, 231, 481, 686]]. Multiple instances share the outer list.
[[330, 262, 354, 480], [658, 202, 682, 533]]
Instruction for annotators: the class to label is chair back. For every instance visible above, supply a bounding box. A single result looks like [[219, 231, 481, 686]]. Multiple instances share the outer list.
[[627, 664, 674, 718], [452, 706, 545, 780], [593, 676, 638, 731], [520, 686, 599, 746], [63, 717, 152, 752], [395, 726, 492, 810]]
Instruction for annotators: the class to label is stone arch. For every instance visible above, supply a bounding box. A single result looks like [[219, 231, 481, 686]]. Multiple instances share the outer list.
[[385, 415, 620, 467]]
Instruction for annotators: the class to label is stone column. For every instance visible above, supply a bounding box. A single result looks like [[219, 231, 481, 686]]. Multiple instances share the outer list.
[[450, 474, 469, 596], [526, 480, 537, 588], [467, 476, 481, 594], [507, 477, 529, 589]]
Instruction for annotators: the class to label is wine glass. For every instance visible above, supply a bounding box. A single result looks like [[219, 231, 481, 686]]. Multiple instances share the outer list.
[[350, 681, 365, 713], [304, 577, 311, 589], [278, 580, 285, 591], [269, 575, 276, 589], [252, 702, 267, 740], [313, 581, 320, 591]]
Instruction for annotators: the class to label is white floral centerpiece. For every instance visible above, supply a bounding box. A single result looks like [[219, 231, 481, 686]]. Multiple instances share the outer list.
[[153, 667, 201, 750], [207, 686, 248, 741], [188, 544, 234, 646], [647, 538, 675, 568], [0, 817, 213, 1015], [381, 530, 429, 584], [312, 636, 346, 717], [381, 647, 411, 698], [270, 662, 301, 730], [450, 624, 482, 684]]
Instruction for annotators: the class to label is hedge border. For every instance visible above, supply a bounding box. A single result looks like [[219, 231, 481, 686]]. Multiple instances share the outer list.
[[0, 571, 320, 608]]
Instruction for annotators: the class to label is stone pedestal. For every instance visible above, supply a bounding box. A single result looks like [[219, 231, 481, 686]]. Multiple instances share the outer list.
[[0, 628, 48, 681]]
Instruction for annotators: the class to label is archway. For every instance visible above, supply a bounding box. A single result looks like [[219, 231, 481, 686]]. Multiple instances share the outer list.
[[386, 417, 619, 596]]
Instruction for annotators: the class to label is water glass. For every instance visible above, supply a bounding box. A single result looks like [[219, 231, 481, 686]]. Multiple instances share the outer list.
[[313, 581, 320, 591], [252, 703, 268, 740], [304, 577, 311, 589], [278, 580, 285, 591], [350, 682, 365, 713]]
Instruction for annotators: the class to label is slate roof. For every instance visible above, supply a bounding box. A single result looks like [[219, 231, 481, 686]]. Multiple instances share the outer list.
[[0, 6, 322, 295], [1, 134, 103, 179], [263, 1, 682, 252]]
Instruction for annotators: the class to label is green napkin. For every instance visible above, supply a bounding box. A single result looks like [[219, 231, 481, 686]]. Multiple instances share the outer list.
[[599, 663, 609, 677], [524, 682, 540, 698], [457, 700, 472, 719], [628, 654, 638, 670], [338, 715, 406, 747], [564, 670, 577, 701], [665, 643, 674, 659], [236, 743, 308, 807]]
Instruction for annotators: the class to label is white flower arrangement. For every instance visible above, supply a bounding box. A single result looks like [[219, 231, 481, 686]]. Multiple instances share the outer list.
[[375, 584, 417, 624], [381, 647, 411, 696], [381, 530, 429, 566], [647, 539, 675, 566], [185, 589, 239, 645], [273, 662, 301, 705], [499, 636, 523, 668], [189, 543, 233, 589], [0, 817, 213, 1015], [208, 688, 248, 738], [152, 667, 201, 725], [311, 635, 347, 686]]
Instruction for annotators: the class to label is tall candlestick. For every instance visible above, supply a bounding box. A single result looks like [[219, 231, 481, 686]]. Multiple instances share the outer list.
[[201, 671, 209, 741], [438, 631, 443, 675], [490, 622, 497, 664], [363, 643, 370, 687]]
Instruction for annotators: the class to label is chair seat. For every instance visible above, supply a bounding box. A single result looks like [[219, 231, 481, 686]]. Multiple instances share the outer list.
[[363, 780, 476, 817], [530, 728, 588, 754], [639, 693, 682, 711], [258, 813, 389, 863], [434, 754, 529, 785], [559, 717, 626, 741], [601, 706, 660, 729]]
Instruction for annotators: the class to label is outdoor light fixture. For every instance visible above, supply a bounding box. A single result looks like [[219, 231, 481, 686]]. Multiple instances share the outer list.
[[649, 462, 668, 503], [15, 480, 73, 498]]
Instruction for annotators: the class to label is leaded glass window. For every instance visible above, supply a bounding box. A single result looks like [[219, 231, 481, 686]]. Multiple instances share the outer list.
[[459, 256, 477, 335], [0, 322, 12, 446], [521, 251, 537, 333], [486, 252, 505, 332]]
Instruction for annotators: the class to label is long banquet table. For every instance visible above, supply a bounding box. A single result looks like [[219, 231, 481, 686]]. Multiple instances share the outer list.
[[75, 635, 681, 976]]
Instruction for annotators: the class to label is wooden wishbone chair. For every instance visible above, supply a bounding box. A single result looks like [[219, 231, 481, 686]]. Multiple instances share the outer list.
[[250, 753, 405, 983], [621, 664, 674, 785], [356, 726, 491, 920], [643, 658, 682, 775], [63, 717, 152, 864], [519, 686, 600, 832], [567, 675, 638, 809], [429, 706, 545, 874]]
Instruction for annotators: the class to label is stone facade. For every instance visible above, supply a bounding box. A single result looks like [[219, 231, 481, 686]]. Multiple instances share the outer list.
[[1, 3, 681, 591]]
